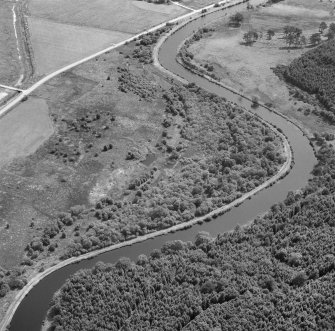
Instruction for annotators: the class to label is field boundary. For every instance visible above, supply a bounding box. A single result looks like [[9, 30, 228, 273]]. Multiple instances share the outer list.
[[0, 0, 219, 118]]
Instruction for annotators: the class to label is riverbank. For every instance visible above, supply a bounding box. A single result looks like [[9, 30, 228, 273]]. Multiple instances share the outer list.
[[0, 2, 295, 330], [185, 0, 335, 136], [0, 135, 291, 331], [175, 26, 317, 155]]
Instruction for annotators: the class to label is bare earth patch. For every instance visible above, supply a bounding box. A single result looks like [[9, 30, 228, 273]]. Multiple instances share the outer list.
[[89, 166, 138, 204]]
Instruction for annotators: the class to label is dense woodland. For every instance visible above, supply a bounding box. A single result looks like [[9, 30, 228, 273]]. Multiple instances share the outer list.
[[282, 40, 335, 122], [48, 145, 335, 330]]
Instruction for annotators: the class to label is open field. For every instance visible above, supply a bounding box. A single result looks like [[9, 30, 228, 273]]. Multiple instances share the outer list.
[[0, 1, 21, 85], [0, 97, 53, 168], [27, 17, 132, 75], [28, 0, 188, 34], [188, 0, 335, 135]]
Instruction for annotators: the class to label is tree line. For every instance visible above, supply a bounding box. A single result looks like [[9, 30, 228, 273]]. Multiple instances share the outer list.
[[242, 21, 335, 47], [47, 143, 335, 330], [282, 39, 335, 121]]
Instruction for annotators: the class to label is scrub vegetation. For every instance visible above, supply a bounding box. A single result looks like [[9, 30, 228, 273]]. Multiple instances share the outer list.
[[0, 24, 284, 309], [47, 144, 335, 331]]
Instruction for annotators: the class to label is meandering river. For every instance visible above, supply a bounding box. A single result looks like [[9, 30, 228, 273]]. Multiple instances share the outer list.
[[8, 3, 316, 330]]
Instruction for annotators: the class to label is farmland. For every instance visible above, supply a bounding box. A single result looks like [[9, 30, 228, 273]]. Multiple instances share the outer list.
[[0, 97, 53, 169], [27, 17, 131, 75], [0, 1, 21, 85], [25, 0, 188, 75], [187, 0, 335, 135], [28, 0, 188, 33]]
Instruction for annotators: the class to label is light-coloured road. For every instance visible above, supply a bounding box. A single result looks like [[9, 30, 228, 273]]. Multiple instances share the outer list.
[[0, 84, 24, 92], [0, 0, 230, 119]]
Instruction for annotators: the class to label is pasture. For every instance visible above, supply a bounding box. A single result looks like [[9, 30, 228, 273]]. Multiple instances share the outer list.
[[27, 17, 131, 75], [28, 0, 188, 34], [0, 97, 53, 168], [188, 0, 335, 134]]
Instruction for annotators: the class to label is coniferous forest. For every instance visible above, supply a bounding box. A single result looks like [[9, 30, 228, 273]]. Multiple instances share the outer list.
[[48, 144, 335, 330], [282, 40, 335, 121]]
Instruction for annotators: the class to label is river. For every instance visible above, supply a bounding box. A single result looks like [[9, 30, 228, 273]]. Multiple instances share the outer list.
[[8, 2, 316, 330]]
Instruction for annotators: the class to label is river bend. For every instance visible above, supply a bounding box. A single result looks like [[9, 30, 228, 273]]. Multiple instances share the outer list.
[[8, 3, 316, 330]]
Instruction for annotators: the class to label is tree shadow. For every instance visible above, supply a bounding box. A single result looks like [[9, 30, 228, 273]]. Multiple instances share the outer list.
[[239, 41, 256, 46]]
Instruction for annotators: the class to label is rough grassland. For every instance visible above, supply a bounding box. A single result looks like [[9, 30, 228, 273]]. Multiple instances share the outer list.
[[27, 17, 132, 75], [0, 97, 53, 266], [28, 0, 188, 34], [0, 1, 21, 85], [0, 48, 165, 270], [188, 0, 335, 135]]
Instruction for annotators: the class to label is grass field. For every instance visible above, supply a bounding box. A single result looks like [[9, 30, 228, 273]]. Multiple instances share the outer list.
[[0, 2, 21, 85], [0, 97, 53, 168], [27, 17, 132, 75], [189, 0, 335, 134], [28, 0, 188, 34]]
